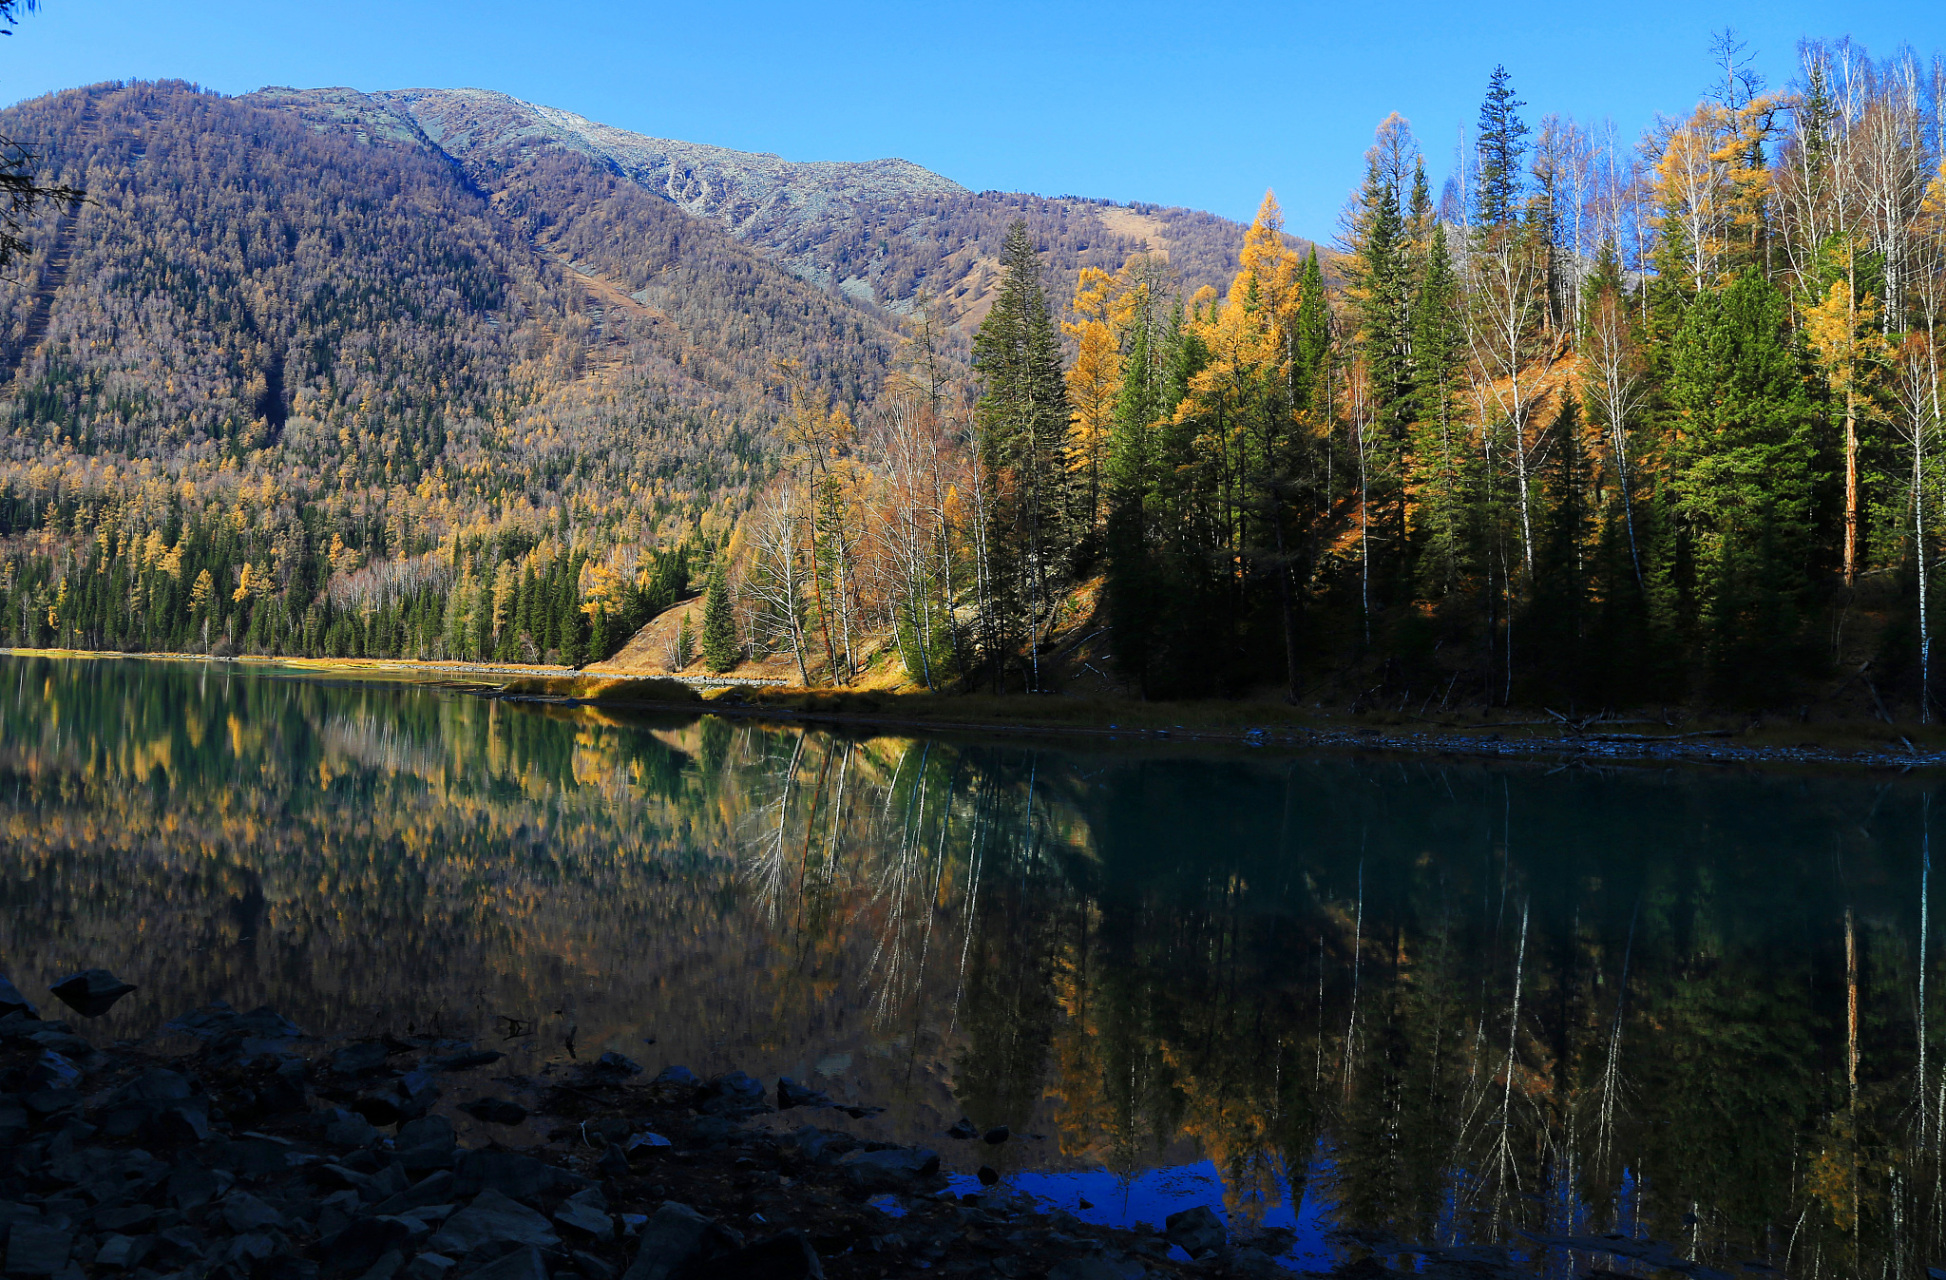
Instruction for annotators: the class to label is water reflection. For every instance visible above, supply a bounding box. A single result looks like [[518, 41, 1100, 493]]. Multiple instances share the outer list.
[[1, 655, 1942, 1277]]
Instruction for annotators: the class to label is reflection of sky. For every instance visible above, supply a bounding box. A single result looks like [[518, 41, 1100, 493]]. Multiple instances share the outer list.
[[945, 1160, 1338, 1272]]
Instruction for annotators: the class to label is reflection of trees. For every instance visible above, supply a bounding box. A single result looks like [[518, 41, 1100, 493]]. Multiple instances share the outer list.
[[18, 658, 1946, 1277]]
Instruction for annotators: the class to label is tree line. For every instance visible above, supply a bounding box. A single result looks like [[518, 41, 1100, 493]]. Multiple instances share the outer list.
[[731, 36, 1946, 713]]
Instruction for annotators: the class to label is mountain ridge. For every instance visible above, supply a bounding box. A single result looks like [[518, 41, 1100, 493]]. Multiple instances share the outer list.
[[243, 84, 1284, 323]]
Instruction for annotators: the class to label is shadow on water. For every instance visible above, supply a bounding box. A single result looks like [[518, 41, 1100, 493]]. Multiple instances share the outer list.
[[4, 654, 1946, 1275]]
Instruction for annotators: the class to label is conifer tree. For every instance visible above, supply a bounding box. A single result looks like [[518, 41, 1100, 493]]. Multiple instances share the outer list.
[[1668, 271, 1820, 695], [1475, 66, 1530, 231], [971, 220, 1071, 690], [701, 560, 738, 673]]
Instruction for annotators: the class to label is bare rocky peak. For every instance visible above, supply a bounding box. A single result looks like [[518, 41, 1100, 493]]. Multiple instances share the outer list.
[[257, 86, 966, 243], [245, 84, 1259, 325]]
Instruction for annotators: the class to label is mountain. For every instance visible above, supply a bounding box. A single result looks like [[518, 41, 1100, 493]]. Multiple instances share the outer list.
[[248, 86, 1275, 325], [0, 79, 1279, 665]]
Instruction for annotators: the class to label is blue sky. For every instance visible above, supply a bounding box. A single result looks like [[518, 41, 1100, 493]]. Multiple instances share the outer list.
[[8, 0, 1944, 238]]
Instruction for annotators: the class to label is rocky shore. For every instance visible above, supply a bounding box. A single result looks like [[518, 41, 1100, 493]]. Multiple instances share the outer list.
[[0, 978, 1288, 1280]]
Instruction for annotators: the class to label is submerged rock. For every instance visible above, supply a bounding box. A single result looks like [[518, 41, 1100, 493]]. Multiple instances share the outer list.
[[1164, 1204, 1226, 1257], [49, 967, 137, 1017]]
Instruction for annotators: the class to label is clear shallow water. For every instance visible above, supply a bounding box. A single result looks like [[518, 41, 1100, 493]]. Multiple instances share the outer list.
[[3, 655, 1944, 1276]]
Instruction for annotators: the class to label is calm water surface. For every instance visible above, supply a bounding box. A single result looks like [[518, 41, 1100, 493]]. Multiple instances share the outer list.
[[3, 655, 1943, 1276]]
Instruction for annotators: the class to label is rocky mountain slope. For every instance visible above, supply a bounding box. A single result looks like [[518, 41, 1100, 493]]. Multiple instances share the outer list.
[[248, 86, 1277, 327]]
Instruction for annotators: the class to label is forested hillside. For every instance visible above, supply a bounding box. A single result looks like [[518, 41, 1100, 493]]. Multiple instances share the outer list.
[[722, 41, 1946, 718], [15, 47, 1939, 719], [0, 81, 904, 660], [0, 79, 1271, 667]]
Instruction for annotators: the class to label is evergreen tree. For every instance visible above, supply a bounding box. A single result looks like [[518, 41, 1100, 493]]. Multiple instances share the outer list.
[[701, 560, 738, 672], [1668, 272, 1822, 697], [1475, 65, 1530, 231], [971, 220, 1072, 690], [1408, 222, 1473, 600]]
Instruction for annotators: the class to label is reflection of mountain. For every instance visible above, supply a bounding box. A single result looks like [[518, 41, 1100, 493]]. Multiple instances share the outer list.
[[0, 654, 1936, 1277]]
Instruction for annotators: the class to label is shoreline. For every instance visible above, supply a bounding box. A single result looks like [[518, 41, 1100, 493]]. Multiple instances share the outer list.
[[8, 646, 1945, 772], [0, 998, 1228, 1280]]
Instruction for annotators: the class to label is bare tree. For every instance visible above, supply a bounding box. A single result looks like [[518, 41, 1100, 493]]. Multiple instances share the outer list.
[[1580, 278, 1649, 587]]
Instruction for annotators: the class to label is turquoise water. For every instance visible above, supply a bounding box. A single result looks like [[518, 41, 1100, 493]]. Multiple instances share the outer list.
[[1, 653, 1940, 1275]]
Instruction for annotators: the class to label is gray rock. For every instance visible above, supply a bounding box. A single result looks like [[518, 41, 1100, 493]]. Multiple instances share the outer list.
[[324, 1217, 413, 1277], [93, 1233, 154, 1270], [48, 969, 136, 1018], [353, 1249, 405, 1280], [452, 1150, 572, 1205], [426, 1189, 559, 1255], [93, 1205, 155, 1234], [400, 1252, 457, 1280], [466, 1245, 548, 1280], [221, 1191, 288, 1233], [109, 1068, 193, 1105], [697, 1071, 767, 1116], [839, 1146, 941, 1193], [649, 1065, 699, 1091], [0, 974, 35, 1019], [167, 1164, 224, 1211], [1163, 1204, 1225, 1258], [395, 1115, 456, 1174], [571, 1249, 618, 1280], [325, 1108, 381, 1149], [552, 1197, 614, 1242], [365, 1164, 410, 1204], [215, 1230, 282, 1268], [622, 1201, 715, 1280], [776, 1077, 832, 1110], [983, 1124, 1010, 1144], [3, 1224, 73, 1276], [371, 1169, 457, 1216]]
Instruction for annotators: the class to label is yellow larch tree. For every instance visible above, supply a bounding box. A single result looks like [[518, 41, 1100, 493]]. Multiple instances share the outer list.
[[1064, 266, 1124, 535]]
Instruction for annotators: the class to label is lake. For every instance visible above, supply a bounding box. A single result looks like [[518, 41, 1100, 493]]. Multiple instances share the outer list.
[[1, 653, 1938, 1276]]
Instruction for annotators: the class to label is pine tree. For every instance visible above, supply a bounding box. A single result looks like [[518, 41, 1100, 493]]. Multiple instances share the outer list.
[[1475, 65, 1530, 231], [971, 220, 1072, 690], [1408, 222, 1472, 599], [701, 560, 738, 672], [1668, 271, 1821, 696]]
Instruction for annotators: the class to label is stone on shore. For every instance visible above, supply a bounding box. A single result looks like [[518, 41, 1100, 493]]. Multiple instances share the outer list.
[[426, 1188, 560, 1255], [0, 974, 36, 1019]]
